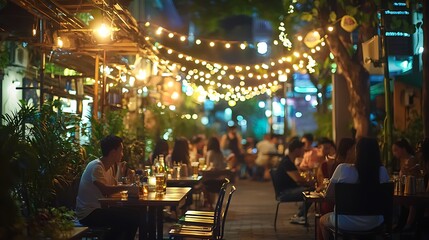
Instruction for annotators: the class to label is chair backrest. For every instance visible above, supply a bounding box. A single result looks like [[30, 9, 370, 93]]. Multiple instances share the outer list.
[[217, 185, 236, 240], [213, 178, 230, 216], [269, 168, 281, 200], [334, 182, 394, 237]]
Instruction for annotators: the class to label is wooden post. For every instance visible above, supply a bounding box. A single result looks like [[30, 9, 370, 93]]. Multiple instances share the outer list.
[[93, 54, 99, 119]]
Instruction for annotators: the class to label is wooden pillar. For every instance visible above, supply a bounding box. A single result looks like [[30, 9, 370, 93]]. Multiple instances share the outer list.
[[93, 54, 99, 119]]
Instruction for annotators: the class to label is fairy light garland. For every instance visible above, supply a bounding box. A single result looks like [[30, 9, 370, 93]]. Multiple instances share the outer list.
[[140, 20, 330, 103], [145, 22, 289, 51]]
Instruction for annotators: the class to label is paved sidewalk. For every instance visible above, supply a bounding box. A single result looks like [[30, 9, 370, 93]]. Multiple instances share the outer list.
[[223, 178, 314, 240]]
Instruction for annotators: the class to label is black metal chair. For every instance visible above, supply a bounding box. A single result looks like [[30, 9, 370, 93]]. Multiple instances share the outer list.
[[270, 168, 301, 231], [185, 178, 230, 217], [330, 182, 394, 240], [169, 184, 236, 240]]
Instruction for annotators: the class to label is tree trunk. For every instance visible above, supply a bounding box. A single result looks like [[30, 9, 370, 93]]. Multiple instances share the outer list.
[[325, 34, 370, 138]]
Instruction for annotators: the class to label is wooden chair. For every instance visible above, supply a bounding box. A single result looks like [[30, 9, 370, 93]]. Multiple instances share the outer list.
[[270, 168, 301, 231], [169, 185, 236, 239], [330, 182, 394, 240]]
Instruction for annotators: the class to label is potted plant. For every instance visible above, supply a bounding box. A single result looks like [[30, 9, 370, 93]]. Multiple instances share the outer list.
[[1, 100, 85, 238]]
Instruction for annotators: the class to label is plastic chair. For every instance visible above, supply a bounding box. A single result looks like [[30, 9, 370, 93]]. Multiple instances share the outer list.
[[330, 182, 394, 240], [169, 185, 236, 240], [270, 168, 301, 231]]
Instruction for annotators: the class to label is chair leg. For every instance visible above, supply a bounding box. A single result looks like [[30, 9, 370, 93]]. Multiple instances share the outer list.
[[274, 202, 280, 231]]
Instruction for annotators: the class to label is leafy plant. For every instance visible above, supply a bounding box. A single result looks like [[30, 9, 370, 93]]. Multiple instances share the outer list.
[[27, 207, 75, 239], [2, 100, 84, 237]]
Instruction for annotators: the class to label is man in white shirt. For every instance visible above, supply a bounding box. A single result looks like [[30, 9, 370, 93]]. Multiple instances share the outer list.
[[76, 135, 140, 240]]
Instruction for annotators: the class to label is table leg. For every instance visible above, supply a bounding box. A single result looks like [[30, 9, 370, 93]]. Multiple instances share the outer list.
[[148, 207, 156, 239], [156, 206, 163, 240], [139, 206, 148, 240]]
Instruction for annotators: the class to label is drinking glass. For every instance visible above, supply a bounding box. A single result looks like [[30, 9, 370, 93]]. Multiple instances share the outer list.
[[155, 173, 165, 194], [120, 190, 128, 199], [191, 162, 199, 178]]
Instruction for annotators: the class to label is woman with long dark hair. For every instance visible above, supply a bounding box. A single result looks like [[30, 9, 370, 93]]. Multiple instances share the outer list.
[[319, 137, 390, 240], [170, 137, 191, 176], [392, 138, 418, 176], [206, 137, 226, 170], [150, 139, 169, 165]]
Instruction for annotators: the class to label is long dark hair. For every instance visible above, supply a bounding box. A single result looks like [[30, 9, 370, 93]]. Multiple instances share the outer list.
[[151, 139, 169, 163], [207, 137, 221, 153], [355, 137, 382, 186], [393, 138, 415, 155], [335, 138, 355, 164], [171, 137, 190, 165]]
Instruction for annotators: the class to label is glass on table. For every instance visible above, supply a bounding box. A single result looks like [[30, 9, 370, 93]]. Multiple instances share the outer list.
[[120, 190, 128, 199], [322, 178, 330, 193], [191, 162, 199, 178], [155, 173, 165, 194]]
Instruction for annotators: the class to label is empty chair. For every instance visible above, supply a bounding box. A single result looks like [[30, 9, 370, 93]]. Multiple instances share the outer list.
[[169, 185, 236, 240], [330, 182, 394, 240], [185, 178, 230, 218]]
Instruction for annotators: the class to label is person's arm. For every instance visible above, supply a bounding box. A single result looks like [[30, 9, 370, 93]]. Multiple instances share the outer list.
[[324, 164, 344, 199], [287, 170, 314, 187], [316, 165, 325, 192], [220, 135, 228, 149], [237, 134, 244, 153], [94, 181, 133, 196]]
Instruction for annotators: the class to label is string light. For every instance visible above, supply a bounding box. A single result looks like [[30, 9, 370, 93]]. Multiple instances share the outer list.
[[145, 22, 292, 51]]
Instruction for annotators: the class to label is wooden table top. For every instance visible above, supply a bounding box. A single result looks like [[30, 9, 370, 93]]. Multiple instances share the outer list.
[[99, 187, 192, 207], [393, 192, 429, 206], [167, 176, 202, 186]]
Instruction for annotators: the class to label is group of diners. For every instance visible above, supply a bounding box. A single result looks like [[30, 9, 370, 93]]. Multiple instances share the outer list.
[[75, 131, 242, 240], [273, 133, 429, 240]]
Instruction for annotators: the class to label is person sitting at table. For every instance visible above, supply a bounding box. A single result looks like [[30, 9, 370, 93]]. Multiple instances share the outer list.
[[275, 138, 315, 225], [254, 133, 279, 181], [315, 138, 354, 240], [316, 138, 354, 193], [206, 136, 227, 170], [76, 135, 140, 240], [392, 138, 421, 231], [190, 135, 206, 162], [169, 137, 192, 177], [319, 137, 390, 240], [299, 137, 332, 171], [395, 138, 429, 233], [150, 138, 170, 166]]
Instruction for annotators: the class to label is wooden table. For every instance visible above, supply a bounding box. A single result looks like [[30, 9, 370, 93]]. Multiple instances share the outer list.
[[393, 192, 429, 206], [63, 226, 89, 240], [167, 176, 202, 187], [99, 187, 191, 240], [303, 191, 326, 240]]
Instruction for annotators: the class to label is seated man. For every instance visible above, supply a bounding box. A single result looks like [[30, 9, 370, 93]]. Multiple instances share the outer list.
[[276, 139, 315, 224], [76, 135, 140, 240]]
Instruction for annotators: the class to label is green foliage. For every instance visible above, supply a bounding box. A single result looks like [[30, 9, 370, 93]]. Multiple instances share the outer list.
[[0, 43, 9, 71], [27, 207, 75, 239], [313, 110, 333, 139], [1, 101, 84, 237], [393, 111, 424, 149], [81, 109, 127, 161]]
